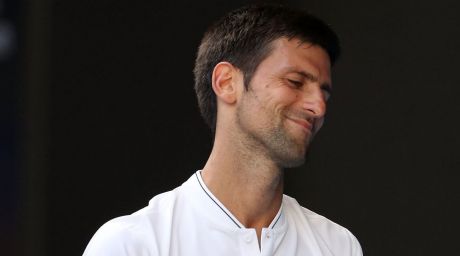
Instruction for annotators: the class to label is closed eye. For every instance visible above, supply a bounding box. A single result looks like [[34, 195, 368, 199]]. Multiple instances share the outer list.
[[321, 85, 332, 100], [287, 79, 303, 88], [321, 85, 331, 94]]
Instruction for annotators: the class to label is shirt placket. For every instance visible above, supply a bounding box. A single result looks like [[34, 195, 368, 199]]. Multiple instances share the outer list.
[[239, 229, 260, 256]]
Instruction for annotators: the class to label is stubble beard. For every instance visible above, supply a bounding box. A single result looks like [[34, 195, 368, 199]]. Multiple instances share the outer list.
[[264, 113, 312, 168], [236, 106, 313, 169]]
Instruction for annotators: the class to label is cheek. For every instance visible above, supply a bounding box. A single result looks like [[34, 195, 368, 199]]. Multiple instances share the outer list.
[[262, 88, 298, 117], [273, 87, 300, 107], [263, 79, 299, 102], [250, 82, 300, 115], [262, 90, 297, 115]]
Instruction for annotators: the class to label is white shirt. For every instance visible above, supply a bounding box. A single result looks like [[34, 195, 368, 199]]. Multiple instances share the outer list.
[[84, 171, 362, 256]]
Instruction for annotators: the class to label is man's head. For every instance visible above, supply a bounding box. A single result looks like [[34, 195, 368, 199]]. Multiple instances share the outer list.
[[194, 4, 340, 133]]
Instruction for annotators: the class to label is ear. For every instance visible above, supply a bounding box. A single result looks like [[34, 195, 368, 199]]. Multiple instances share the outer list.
[[211, 62, 238, 104]]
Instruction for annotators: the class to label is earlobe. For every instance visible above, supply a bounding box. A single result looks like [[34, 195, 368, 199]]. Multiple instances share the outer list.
[[211, 62, 237, 104]]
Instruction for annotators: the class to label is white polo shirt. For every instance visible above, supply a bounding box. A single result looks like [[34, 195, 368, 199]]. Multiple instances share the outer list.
[[84, 171, 362, 256]]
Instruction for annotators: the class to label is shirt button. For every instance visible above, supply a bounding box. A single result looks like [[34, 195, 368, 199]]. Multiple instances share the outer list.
[[245, 235, 252, 243], [266, 232, 271, 239]]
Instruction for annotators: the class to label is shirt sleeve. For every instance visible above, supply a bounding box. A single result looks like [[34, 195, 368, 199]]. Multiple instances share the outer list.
[[82, 218, 155, 256], [346, 228, 363, 256], [83, 221, 129, 256]]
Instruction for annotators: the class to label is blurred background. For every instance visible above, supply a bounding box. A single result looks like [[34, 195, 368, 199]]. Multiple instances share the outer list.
[[2, 0, 460, 255]]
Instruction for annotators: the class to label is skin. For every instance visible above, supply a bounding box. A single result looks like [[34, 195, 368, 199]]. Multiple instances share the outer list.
[[201, 37, 332, 245]]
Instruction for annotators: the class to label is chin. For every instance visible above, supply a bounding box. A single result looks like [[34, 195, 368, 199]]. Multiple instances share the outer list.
[[282, 157, 306, 168], [266, 125, 312, 168], [275, 148, 307, 168]]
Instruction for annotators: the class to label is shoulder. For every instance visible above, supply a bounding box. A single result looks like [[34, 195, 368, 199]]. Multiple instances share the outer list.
[[83, 215, 152, 256], [283, 195, 363, 256], [83, 187, 182, 256]]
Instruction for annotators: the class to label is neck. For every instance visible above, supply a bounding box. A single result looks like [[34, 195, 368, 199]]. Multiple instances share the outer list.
[[201, 128, 284, 239]]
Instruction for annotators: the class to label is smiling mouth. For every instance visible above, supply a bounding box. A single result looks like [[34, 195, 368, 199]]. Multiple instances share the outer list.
[[286, 117, 313, 133]]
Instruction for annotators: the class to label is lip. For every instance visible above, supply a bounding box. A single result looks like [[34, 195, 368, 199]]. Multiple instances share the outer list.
[[286, 117, 313, 133]]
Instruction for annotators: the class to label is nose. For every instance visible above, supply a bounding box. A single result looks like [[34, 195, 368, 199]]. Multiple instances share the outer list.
[[301, 86, 327, 118]]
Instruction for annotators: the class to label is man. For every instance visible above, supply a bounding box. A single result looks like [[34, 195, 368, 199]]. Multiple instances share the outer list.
[[84, 4, 362, 256]]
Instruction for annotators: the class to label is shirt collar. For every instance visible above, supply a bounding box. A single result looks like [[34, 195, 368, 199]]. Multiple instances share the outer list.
[[183, 170, 287, 233]]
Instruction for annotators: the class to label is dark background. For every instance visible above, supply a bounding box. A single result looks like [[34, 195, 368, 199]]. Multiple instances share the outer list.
[[3, 0, 459, 255]]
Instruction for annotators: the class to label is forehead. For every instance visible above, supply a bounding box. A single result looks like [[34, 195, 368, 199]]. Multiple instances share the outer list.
[[261, 37, 332, 84]]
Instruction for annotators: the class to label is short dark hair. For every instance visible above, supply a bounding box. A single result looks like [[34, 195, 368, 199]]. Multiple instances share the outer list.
[[193, 4, 340, 132]]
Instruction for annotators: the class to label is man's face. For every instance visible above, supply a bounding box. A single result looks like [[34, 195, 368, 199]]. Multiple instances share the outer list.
[[235, 38, 332, 168]]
